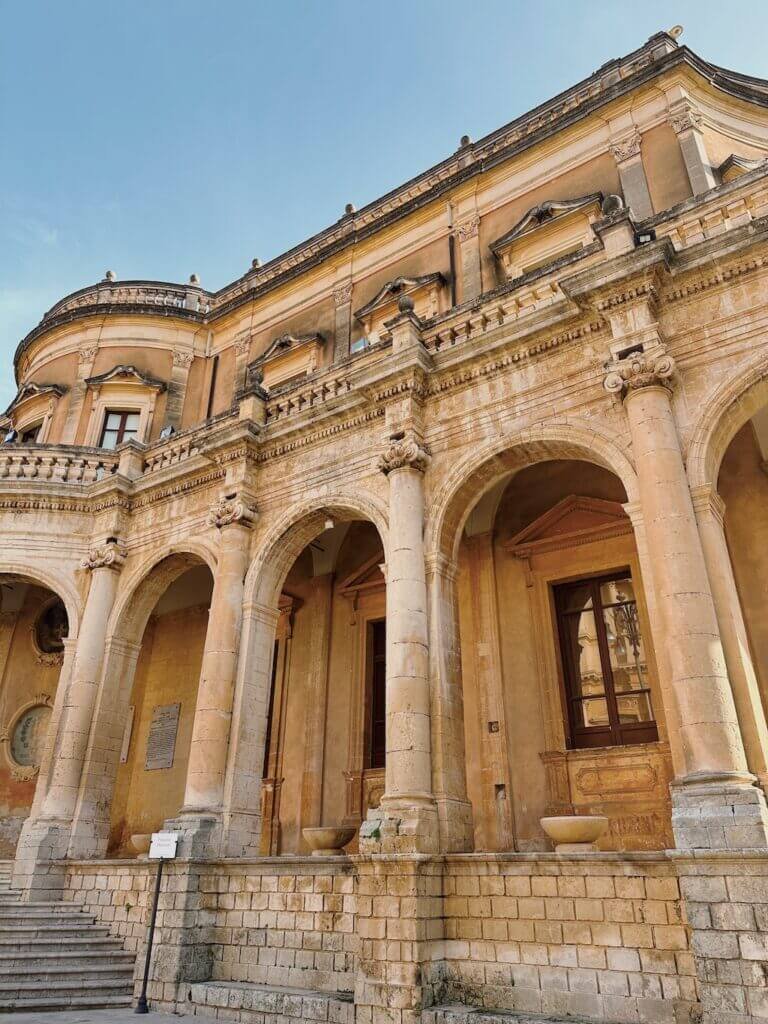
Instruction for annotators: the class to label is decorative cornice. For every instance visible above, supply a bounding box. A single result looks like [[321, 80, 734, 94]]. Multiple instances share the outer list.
[[603, 342, 676, 398], [377, 434, 431, 475], [81, 538, 126, 570], [208, 495, 257, 529]]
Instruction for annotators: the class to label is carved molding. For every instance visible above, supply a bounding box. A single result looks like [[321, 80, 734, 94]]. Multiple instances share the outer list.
[[456, 216, 480, 243], [208, 495, 257, 529], [377, 434, 431, 475], [603, 343, 676, 398], [81, 539, 127, 571], [609, 131, 643, 163]]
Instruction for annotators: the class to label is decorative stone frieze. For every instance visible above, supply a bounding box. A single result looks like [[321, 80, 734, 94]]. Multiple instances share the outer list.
[[208, 495, 257, 529], [376, 434, 431, 475], [80, 539, 126, 571], [603, 343, 676, 397]]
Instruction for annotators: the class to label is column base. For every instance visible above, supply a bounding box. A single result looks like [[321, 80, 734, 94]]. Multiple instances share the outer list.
[[164, 810, 222, 859], [671, 771, 768, 850], [359, 796, 439, 855], [12, 816, 71, 898]]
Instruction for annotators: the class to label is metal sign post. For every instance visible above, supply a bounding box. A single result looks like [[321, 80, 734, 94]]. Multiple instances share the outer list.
[[135, 831, 179, 1015]]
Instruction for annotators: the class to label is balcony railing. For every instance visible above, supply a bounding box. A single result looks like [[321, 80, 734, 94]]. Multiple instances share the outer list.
[[0, 445, 119, 484]]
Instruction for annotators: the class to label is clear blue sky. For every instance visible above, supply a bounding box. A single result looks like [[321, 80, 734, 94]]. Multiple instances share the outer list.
[[2, 1, 767, 406]]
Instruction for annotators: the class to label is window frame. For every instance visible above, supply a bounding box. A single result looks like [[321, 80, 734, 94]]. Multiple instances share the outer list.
[[554, 569, 658, 750], [364, 617, 387, 770], [99, 409, 141, 449]]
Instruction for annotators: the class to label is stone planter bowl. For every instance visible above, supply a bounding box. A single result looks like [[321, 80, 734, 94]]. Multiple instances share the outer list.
[[129, 833, 152, 857], [302, 826, 356, 857], [540, 815, 608, 853]]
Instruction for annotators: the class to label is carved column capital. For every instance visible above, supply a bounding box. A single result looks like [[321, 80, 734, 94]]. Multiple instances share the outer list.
[[603, 344, 676, 399], [377, 434, 431, 475], [333, 282, 353, 307], [455, 216, 480, 243], [668, 102, 703, 135], [81, 539, 126, 571], [208, 495, 257, 529], [609, 130, 642, 164], [172, 348, 194, 368]]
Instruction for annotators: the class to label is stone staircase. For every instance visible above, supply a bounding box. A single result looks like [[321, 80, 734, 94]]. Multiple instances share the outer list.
[[0, 859, 136, 1012]]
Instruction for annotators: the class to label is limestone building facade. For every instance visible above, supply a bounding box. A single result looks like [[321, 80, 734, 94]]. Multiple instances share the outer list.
[[2, 27, 768, 1024]]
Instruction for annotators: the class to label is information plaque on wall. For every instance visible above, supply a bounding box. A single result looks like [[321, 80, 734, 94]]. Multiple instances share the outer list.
[[144, 703, 180, 771]]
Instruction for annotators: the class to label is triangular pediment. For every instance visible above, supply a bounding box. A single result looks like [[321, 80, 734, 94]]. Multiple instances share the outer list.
[[339, 551, 385, 595], [506, 496, 630, 554]]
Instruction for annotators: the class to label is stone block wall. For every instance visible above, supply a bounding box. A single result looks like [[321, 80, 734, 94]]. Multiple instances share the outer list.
[[440, 854, 699, 1023]]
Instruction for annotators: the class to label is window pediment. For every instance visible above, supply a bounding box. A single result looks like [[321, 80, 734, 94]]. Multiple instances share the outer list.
[[4, 382, 67, 419], [354, 274, 447, 340], [718, 154, 767, 183], [504, 495, 630, 558], [85, 364, 166, 393], [490, 193, 603, 281], [248, 333, 325, 390]]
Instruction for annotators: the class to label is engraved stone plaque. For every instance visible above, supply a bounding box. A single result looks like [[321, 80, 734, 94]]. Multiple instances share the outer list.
[[144, 703, 180, 771]]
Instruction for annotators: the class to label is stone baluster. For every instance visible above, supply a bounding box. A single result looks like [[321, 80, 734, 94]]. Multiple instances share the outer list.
[[170, 494, 253, 856], [361, 433, 438, 854], [604, 343, 768, 849]]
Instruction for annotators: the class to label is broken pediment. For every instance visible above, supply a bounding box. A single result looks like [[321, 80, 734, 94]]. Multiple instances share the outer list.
[[490, 193, 603, 281], [504, 495, 631, 558], [354, 274, 447, 341], [248, 332, 325, 390], [85, 364, 166, 392], [4, 381, 67, 418], [718, 154, 767, 183]]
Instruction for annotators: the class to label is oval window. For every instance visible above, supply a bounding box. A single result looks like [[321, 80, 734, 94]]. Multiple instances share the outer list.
[[10, 704, 51, 767]]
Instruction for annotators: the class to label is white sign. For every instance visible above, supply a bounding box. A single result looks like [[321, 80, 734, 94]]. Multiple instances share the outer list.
[[148, 831, 179, 860]]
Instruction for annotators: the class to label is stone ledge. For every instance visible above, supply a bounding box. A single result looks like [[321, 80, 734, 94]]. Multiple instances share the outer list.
[[185, 981, 354, 1024]]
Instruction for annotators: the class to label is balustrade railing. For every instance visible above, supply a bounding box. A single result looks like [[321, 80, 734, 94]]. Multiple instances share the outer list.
[[0, 445, 119, 484]]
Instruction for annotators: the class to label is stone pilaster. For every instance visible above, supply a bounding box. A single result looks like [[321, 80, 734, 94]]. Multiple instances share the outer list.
[[692, 485, 768, 793], [333, 281, 353, 362], [168, 495, 253, 857], [60, 345, 97, 444], [455, 216, 482, 302], [604, 344, 768, 850], [668, 100, 717, 196], [360, 434, 438, 854], [165, 348, 194, 430], [609, 131, 654, 221], [14, 539, 125, 894]]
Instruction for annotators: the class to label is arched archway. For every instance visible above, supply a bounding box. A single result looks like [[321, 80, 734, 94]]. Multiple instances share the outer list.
[[0, 567, 78, 857], [225, 493, 389, 857]]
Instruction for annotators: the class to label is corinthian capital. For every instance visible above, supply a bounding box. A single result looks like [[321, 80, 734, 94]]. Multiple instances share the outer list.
[[609, 131, 642, 164], [208, 495, 257, 529], [82, 539, 126, 571], [377, 434, 431, 475], [603, 343, 676, 399], [668, 102, 702, 135]]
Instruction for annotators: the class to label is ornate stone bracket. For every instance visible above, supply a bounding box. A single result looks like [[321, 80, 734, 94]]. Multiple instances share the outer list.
[[208, 495, 257, 529], [603, 342, 676, 399], [376, 433, 431, 475], [81, 539, 126, 571]]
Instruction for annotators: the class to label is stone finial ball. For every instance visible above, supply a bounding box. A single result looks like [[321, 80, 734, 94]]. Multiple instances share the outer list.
[[104, 270, 116, 282], [601, 194, 625, 216], [398, 294, 415, 314], [251, 258, 262, 269], [345, 203, 356, 215], [459, 135, 472, 148], [189, 273, 200, 285]]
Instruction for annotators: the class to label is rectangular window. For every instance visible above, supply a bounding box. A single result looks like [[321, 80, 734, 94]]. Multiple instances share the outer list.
[[19, 424, 41, 443], [555, 571, 658, 749], [366, 618, 386, 770], [99, 410, 140, 449]]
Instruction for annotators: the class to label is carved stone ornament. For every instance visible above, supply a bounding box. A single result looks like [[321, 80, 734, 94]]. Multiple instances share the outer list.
[[609, 131, 642, 163], [78, 345, 98, 365], [456, 216, 480, 243], [172, 349, 195, 368], [208, 496, 257, 529], [333, 282, 353, 307], [234, 335, 252, 356], [81, 539, 127, 570], [668, 104, 702, 135], [377, 435, 431, 475], [603, 345, 676, 398]]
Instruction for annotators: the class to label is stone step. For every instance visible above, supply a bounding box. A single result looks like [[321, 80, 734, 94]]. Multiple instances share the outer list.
[[0, 993, 133, 1013], [0, 962, 135, 983], [0, 923, 104, 939], [425, 1005, 596, 1024], [0, 936, 124, 953], [0, 907, 96, 920], [0, 978, 133, 1000], [0, 949, 135, 969], [188, 981, 355, 1024]]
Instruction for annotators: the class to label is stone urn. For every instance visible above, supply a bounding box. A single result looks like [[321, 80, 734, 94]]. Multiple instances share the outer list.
[[129, 833, 152, 858], [302, 826, 356, 856], [540, 815, 608, 853]]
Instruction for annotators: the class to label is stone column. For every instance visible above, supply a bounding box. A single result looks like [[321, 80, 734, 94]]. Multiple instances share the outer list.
[[332, 282, 353, 362], [425, 552, 474, 852], [14, 540, 124, 893], [299, 572, 333, 837], [456, 216, 482, 302], [171, 495, 252, 857], [692, 485, 768, 792], [361, 434, 438, 853], [28, 638, 77, 821], [610, 131, 654, 221], [604, 345, 768, 850], [668, 101, 716, 196]]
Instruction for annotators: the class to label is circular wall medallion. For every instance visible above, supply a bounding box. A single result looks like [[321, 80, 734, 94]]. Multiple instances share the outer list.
[[10, 704, 51, 768]]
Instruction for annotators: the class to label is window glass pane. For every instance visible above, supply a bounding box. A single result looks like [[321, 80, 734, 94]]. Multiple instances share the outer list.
[[101, 429, 120, 449], [104, 412, 123, 430], [124, 413, 140, 432], [616, 691, 655, 724], [602, 599, 652, 698], [575, 696, 610, 729], [562, 609, 605, 698], [560, 583, 593, 613], [600, 576, 635, 606]]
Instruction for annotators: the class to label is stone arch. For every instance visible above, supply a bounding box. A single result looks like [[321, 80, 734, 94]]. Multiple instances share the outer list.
[[427, 418, 639, 563], [686, 350, 768, 490], [107, 538, 217, 644], [244, 489, 390, 611], [0, 561, 81, 638]]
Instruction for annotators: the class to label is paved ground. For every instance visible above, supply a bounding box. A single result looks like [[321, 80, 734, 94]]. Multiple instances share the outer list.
[[1, 1013, 219, 1024]]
